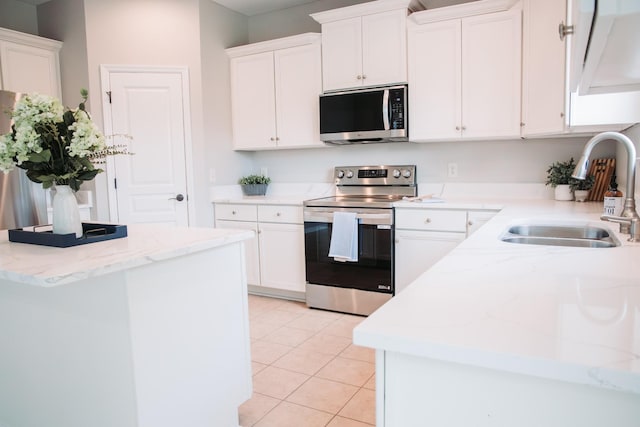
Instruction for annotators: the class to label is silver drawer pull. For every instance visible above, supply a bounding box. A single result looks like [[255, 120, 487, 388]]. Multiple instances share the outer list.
[[232, 210, 237, 215], [425, 218, 431, 224]]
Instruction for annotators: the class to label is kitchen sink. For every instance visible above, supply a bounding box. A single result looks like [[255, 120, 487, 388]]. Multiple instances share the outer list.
[[500, 223, 620, 248]]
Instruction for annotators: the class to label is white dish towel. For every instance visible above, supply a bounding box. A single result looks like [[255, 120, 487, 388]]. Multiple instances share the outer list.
[[328, 211, 359, 262]]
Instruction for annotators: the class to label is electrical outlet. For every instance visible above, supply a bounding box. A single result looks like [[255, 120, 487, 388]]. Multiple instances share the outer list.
[[447, 163, 458, 178], [260, 167, 268, 177]]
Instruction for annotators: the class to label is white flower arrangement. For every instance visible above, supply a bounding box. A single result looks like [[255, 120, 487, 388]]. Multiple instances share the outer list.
[[0, 89, 129, 191]]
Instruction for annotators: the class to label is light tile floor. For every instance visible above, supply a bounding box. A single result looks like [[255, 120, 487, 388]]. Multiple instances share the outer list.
[[239, 294, 376, 427]]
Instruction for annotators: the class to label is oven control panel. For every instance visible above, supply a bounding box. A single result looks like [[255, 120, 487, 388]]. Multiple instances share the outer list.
[[334, 165, 416, 186]]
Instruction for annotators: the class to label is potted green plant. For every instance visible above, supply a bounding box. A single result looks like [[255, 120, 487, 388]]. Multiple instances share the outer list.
[[570, 174, 595, 202], [239, 174, 271, 196], [545, 158, 577, 201]]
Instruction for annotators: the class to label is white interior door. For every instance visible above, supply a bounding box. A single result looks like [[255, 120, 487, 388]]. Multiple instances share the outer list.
[[101, 67, 192, 226]]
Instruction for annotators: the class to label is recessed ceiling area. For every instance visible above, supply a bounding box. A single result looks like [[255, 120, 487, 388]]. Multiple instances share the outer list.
[[15, 0, 479, 17], [212, 0, 479, 16], [16, 0, 49, 4]]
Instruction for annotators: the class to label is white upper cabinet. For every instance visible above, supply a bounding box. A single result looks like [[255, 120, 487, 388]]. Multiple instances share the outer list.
[[520, 0, 567, 135], [312, 0, 410, 91], [0, 27, 62, 97], [229, 51, 277, 150], [408, 2, 522, 141], [521, 0, 640, 136], [461, 10, 522, 139], [408, 20, 461, 140], [227, 33, 322, 151]]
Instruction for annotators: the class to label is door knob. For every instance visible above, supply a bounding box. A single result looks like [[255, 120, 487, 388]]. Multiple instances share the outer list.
[[169, 194, 185, 202]]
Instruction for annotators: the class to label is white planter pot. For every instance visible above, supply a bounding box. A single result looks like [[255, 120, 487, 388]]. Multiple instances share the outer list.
[[52, 185, 83, 238], [574, 189, 589, 202], [554, 184, 573, 201]]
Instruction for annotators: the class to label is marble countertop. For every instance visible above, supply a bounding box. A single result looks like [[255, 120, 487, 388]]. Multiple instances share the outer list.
[[0, 224, 254, 287], [213, 195, 308, 206], [354, 199, 640, 395]]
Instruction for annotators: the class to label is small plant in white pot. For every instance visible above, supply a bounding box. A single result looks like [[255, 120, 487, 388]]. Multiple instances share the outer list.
[[545, 158, 577, 201], [570, 174, 595, 202], [239, 174, 271, 196]]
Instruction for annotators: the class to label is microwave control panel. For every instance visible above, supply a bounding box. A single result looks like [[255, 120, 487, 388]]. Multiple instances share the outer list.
[[389, 88, 405, 130]]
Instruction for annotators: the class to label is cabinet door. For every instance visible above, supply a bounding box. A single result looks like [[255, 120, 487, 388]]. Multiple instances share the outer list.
[[362, 9, 408, 87], [462, 9, 522, 139], [230, 51, 277, 150], [408, 20, 462, 141], [321, 17, 363, 91], [466, 210, 497, 237], [216, 220, 260, 287], [521, 0, 567, 136], [258, 222, 306, 292], [0, 41, 61, 97], [274, 43, 322, 148], [395, 230, 465, 294]]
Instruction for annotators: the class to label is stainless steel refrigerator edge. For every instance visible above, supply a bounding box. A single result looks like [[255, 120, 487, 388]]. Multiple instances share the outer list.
[[0, 90, 48, 229]]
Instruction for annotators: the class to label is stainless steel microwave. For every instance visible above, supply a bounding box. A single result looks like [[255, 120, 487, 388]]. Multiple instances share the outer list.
[[319, 84, 408, 145]]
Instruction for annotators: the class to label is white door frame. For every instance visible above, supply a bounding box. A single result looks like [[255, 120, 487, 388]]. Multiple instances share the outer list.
[[99, 64, 196, 226]]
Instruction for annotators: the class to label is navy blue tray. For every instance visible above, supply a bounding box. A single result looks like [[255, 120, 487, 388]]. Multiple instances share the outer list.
[[8, 223, 128, 248]]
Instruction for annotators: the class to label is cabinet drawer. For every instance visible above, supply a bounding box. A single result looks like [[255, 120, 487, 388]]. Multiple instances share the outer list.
[[258, 205, 303, 224], [215, 204, 257, 222], [396, 209, 467, 232]]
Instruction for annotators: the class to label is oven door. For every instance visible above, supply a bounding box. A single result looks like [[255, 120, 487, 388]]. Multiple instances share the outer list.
[[303, 207, 394, 294]]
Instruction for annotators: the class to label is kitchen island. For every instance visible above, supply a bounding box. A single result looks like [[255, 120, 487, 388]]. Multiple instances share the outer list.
[[0, 224, 254, 427], [355, 199, 640, 426]]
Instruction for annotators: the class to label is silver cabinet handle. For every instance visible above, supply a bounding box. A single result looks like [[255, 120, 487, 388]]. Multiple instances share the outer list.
[[357, 75, 362, 80], [455, 126, 460, 131], [424, 218, 431, 224], [169, 194, 185, 202], [558, 22, 574, 40]]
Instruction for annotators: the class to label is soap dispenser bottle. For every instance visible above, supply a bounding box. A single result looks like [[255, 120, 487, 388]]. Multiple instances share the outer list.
[[603, 175, 624, 216]]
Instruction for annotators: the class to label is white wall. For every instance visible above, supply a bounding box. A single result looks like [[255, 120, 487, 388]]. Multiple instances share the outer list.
[[621, 123, 640, 199], [199, 0, 254, 208], [247, 0, 370, 43], [250, 137, 615, 185], [38, 0, 90, 108], [0, 0, 38, 35]]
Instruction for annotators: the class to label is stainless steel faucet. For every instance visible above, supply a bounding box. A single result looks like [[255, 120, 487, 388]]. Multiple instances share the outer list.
[[572, 131, 639, 242]]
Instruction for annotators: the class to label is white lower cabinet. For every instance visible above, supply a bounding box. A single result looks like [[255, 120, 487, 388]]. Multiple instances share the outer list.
[[214, 203, 305, 297], [395, 229, 465, 294], [258, 222, 305, 292], [395, 208, 497, 294]]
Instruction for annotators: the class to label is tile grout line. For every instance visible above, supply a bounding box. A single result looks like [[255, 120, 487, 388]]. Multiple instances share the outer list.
[[244, 296, 375, 426]]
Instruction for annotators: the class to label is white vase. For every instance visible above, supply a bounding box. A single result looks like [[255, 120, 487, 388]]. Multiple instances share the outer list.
[[52, 185, 83, 238], [574, 189, 589, 202], [554, 184, 574, 201]]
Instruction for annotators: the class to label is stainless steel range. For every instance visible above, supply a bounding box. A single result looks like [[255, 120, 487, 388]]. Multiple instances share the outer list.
[[303, 165, 417, 316]]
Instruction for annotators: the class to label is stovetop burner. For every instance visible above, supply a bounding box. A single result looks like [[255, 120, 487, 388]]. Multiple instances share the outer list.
[[303, 165, 417, 209], [304, 195, 408, 209]]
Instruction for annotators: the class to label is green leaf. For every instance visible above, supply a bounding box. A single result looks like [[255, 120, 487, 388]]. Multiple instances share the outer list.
[[77, 169, 101, 181], [28, 149, 52, 163]]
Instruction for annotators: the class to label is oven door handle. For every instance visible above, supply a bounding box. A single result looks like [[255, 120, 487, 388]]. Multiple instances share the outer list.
[[304, 211, 393, 226]]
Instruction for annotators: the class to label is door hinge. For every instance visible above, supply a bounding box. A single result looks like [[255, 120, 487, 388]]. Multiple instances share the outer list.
[[106, 91, 112, 103]]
